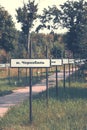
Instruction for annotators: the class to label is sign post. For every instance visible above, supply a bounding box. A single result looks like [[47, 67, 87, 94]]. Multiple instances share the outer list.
[[62, 59, 69, 89], [68, 59, 75, 87], [29, 39, 32, 123], [56, 66, 58, 97], [68, 63, 71, 87], [51, 59, 62, 97], [46, 46, 49, 106], [11, 58, 50, 122]]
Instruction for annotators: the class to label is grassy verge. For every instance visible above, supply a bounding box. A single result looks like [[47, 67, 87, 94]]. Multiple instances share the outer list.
[[0, 65, 87, 129], [0, 80, 87, 130], [0, 75, 45, 97]]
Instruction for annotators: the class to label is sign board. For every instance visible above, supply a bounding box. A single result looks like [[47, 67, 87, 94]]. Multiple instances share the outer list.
[[0, 64, 6, 68], [75, 59, 81, 64], [51, 59, 62, 66], [68, 59, 75, 64], [5, 63, 10, 68], [62, 59, 69, 64], [80, 59, 86, 65], [0, 63, 10, 68], [11, 59, 50, 68]]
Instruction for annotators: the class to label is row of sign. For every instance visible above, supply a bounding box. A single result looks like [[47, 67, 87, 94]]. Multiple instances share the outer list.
[[11, 58, 86, 68], [0, 59, 86, 68]]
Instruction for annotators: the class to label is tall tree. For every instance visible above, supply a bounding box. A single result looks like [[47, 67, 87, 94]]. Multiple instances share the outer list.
[[0, 6, 16, 53], [60, 0, 87, 57], [16, 0, 38, 54]]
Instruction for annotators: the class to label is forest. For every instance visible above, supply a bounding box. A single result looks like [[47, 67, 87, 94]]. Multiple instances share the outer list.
[[0, 0, 87, 63]]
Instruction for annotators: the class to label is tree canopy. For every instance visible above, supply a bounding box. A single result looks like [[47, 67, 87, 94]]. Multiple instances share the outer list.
[[16, 0, 39, 56], [60, 0, 87, 57], [37, 0, 87, 58], [16, 0, 38, 35], [0, 6, 16, 53]]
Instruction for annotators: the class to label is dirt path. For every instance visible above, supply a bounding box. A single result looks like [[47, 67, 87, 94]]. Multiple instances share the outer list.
[[0, 69, 75, 117], [0, 85, 46, 117]]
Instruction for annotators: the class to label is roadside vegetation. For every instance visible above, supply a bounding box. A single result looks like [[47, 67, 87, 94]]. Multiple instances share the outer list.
[[0, 67, 57, 96], [0, 65, 87, 130]]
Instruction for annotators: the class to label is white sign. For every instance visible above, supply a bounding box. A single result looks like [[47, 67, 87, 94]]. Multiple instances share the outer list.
[[5, 63, 10, 68], [68, 59, 75, 64], [51, 59, 62, 66], [0, 64, 6, 68], [0, 63, 10, 68], [11, 59, 50, 68], [80, 59, 86, 65], [75, 59, 81, 64], [62, 59, 69, 64]]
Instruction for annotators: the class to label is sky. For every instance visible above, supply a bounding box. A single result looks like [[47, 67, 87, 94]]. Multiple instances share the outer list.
[[0, 0, 78, 33]]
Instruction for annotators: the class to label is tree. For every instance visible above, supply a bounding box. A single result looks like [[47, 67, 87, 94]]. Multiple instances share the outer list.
[[60, 0, 87, 57], [37, 0, 87, 58], [0, 6, 16, 53], [30, 32, 54, 58], [16, 0, 38, 54], [36, 5, 61, 33], [51, 42, 64, 58], [11, 31, 27, 59]]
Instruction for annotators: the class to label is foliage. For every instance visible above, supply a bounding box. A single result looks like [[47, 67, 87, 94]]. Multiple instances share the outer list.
[[16, 0, 38, 35], [0, 6, 16, 53], [36, 5, 61, 33], [36, 0, 87, 58], [16, 0, 38, 55], [31, 32, 54, 58], [60, 0, 87, 57], [51, 42, 64, 58], [11, 31, 27, 59], [79, 25, 87, 58]]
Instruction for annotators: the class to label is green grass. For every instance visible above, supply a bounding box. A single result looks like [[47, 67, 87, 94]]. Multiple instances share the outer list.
[[0, 75, 45, 96], [0, 66, 87, 130], [0, 81, 87, 130]]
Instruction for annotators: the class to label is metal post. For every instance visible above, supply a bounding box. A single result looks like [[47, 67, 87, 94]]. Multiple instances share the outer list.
[[63, 64, 66, 89], [7, 55, 11, 85], [69, 64, 71, 87], [8, 66, 11, 85], [72, 64, 73, 81], [75, 63, 77, 81], [46, 45, 49, 106], [56, 66, 58, 97], [18, 68, 20, 85], [55, 43, 58, 97], [28, 31, 32, 123], [29, 39, 32, 123]]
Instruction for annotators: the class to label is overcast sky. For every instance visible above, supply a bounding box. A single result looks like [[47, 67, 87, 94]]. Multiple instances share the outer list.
[[0, 0, 82, 33]]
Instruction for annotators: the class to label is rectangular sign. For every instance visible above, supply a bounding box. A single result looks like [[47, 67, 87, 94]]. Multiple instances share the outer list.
[[75, 59, 86, 65], [80, 59, 86, 65], [11, 59, 50, 68], [0, 63, 10, 68], [68, 59, 75, 64], [62, 59, 69, 64], [5, 63, 10, 68], [0, 64, 6, 68], [75, 59, 81, 64], [51, 59, 62, 66]]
